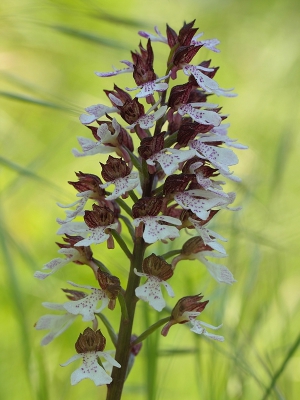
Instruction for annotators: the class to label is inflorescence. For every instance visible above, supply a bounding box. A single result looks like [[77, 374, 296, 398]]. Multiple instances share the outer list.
[[35, 20, 246, 388]]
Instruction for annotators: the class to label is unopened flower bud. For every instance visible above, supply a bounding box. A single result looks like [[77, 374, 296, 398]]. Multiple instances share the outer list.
[[161, 294, 209, 336], [100, 156, 131, 181], [131, 40, 156, 85], [97, 270, 121, 310], [68, 172, 105, 200], [84, 204, 115, 228], [132, 197, 163, 218], [163, 174, 193, 196], [138, 131, 165, 160], [143, 253, 173, 281], [75, 327, 106, 354], [182, 236, 212, 256], [168, 82, 193, 109], [56, 234, 93, 264]]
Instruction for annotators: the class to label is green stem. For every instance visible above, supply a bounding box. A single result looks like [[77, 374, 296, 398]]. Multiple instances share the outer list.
[[89, 258, 111, 274], [111, 230, 132, 260], [119, 214, 135, 239], [115, 198, 132, 217], [106, 237, 146, 400], [106, 236, 146, 400], [97, 313, 118, 347], [161, 249, 182, 260], [128, 190, 138, 204], [125, 147, 143, 173], [117, 291, 129, 321], [131, 317, 170, 346], [164, 131, 178, 148]]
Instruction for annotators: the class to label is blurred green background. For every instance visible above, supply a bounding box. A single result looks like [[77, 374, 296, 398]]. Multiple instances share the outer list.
[[1, 0, 300, 399]]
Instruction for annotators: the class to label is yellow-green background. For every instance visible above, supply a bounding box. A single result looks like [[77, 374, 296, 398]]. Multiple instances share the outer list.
[[1, 0, 300, 399]]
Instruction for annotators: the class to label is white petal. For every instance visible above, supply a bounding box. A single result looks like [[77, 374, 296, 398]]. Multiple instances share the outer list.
[[57, 221, 88, 236], [41, 302, 66, 311], [138, 27, 167, 43], [133, 268, 148, 278], [79, 104, 118, 125], [95, 61, 134, 77], [153, 82, 168, 92], [74, 228, 109, 246], [142, 216, 180, 244], [97, 122, 119, 144], [100, 172, 140, 200], [178, 104, 221, 126], [72, 137, 115, 157], [134, 81, 156, 97], [34, 251, 80, 280], [190, 320, 224, 341], [189, 219, 227, 255], [36, 313, 77, 346], [73, 223, 118, 246], [175, 192, 220, 220], [63, 289, 109, 321], [183, 65, 218, 91], [61, 353, 83, 367], [147, 148, 196, 175], [161, 281, 175, 298], [156, 215, 182, 226], [191, 140, 238, 173], [79, 114, 97, 125], [70, 352, 113, 386], [197, 256, 236, 285], [135, 277, 166, 311], [127, 104, 166, 129], [100, 351, 121, 368], [198, 320, 223, 330]]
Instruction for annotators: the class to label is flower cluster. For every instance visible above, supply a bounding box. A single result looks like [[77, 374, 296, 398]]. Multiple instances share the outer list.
[[35, 20, 246, 391]]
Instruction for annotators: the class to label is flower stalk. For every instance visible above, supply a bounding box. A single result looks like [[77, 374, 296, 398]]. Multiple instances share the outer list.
[[107, 236, 147, 400]]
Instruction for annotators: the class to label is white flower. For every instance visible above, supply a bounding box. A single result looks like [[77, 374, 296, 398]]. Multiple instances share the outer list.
[[146, 148, 196, 175], [191, 33, 220, 53], [56, 191, 92, 223], [138, 26, 168, 43], [177, 189, 240, 217], [133, 215, 181, 244], [100, 171, 140, 200], [183, 65, 237, 97], [79, 104, 118, 125], [35, 302, 77, 345], [189, 217, 227, 254], [95, 60, 134, 77], [189, 160, 228, 198], [194, 252, 236, 285], [189, 318, 224, 341], [34, 248, 85, 280], [174, 190, 221, 220], [73, 118, 120, 157], [177, 103, 221, 126], [63, 281, 109, 321], [61, 351, 120, 386], [190, 140, 239, 177], [127, 105, 167, 130], [56, 221, 118, 247], [125, 73, 170, 98], [134, 268, 174, 311], [209, 123, 248, 150]]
